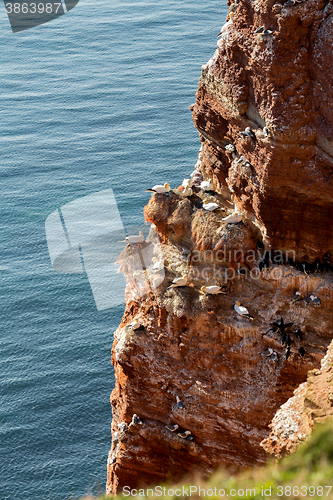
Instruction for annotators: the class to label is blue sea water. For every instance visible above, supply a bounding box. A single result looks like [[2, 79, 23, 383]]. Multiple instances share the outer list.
[[0, 1, 227, 499]]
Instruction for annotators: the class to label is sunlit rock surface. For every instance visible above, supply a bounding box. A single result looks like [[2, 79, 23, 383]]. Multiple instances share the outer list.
[[106, 0, 333, 493]]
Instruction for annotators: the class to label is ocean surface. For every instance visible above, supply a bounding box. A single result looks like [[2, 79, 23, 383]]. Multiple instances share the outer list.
[[0, 1, 227, 499]]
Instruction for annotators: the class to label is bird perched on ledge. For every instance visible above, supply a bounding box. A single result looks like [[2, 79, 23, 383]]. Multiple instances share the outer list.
[[165, 424, 179, 432], [271, 317, 293, 336], [129, 320, 144, 331], [182, 186, 193, 197], [239, 127, 255, 139], [182, 178, 192, 189], [202, 202, 220, 211], [132, 414, 143, 425], [222, 211, 242, 224], [118, 422, 127, 432], [200, 285, 226, 295], [294, 328, 303, 340], [121, 231, 145, 244], [146, 182, 170, 193], [168, 275, 188, 288], [152, 257, 164, 271], [305, 294, 321, 306], [200, 180, 214, 191], [234, 301, 254, 320], [178, 430, 191, 439], [291, 291, 302, 303]]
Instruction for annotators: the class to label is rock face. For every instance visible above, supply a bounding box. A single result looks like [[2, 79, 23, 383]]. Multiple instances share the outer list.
[[106, 0, 333, 494], [106, 191, 333, 494], [191, 0, 333, 261], [261, 339, 333, 458]]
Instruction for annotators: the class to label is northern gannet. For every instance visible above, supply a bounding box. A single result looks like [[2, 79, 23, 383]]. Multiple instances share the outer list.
[[200, 285, 225, 294], [129, 320, 143, 330], [146, 182, 170, 193], [121, 231, 144, 244], [178, 430, 191, 438], [234, 301, 254, 320], [200, 180, 214, 191], [253, 26, 265, 34], [182, 186, 193, 197], [182, 178, 192, 189], [165, 424, 179, 432], [222, 211, 242, 223], [168, 276, 188, 288], [202, 202, 219, 211]]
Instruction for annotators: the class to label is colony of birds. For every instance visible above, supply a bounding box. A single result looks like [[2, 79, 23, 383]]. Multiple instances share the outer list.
[[121, 175, 326, 349], [112, 164, 331, 460], [109, 400, 194, 469]]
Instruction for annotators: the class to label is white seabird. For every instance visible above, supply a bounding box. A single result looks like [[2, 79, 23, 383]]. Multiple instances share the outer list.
[[239, 128, 254, 139], [121, 231, 145, 244], [169, 276, 188, 288], [165, 424, 179, 432], [222, 211, 242, 223], [200, 180, 214, 191], [182, 178, 192, 189], [202, 202, 220, 211], [236, 155, 246, 164], [234, 301, 254, 320], [182, 186, 193, 197], [129, 320, 143, 331], [200, 285, 225, 295], [178, 430, 191, 438], [146, 182, 170, 193], [271, 351, 278, 362]]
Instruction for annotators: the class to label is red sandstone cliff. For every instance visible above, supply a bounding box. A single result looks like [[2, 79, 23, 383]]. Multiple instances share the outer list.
[[106, 0, 333, 494], [191, 0, 333, 260]]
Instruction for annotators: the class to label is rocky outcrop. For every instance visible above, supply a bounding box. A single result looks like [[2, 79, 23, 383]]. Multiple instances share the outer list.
[[261, 339, 333, 457], [106, 187, 333, 494], [106, 0, 333, 494], [191, 0, 333, 261]]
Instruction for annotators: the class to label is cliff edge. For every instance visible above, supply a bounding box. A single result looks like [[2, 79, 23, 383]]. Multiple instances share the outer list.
[[106, 0, 333, 494]]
